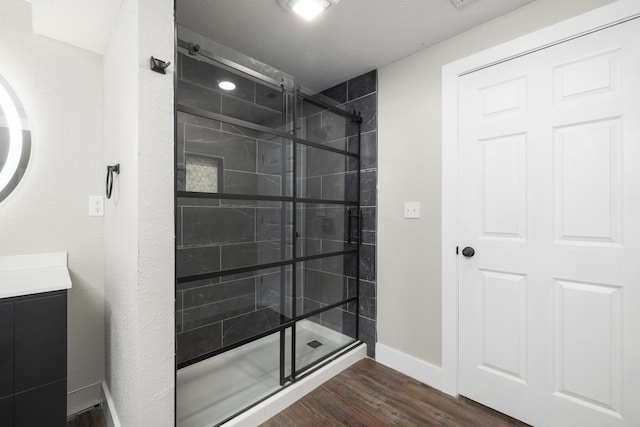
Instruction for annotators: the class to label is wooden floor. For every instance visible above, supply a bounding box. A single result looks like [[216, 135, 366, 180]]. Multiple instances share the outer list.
[[67, 405, 107, 427], [261, 359, 531, 427], [65, 360, 529, 427]]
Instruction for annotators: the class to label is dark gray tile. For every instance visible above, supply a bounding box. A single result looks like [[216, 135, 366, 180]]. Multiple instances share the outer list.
[[176, 169, 186, 192], [176, 277, 220, 292], [183, 293, 256, 332], [221, 95, 282, 129], [303, 205, 347, 241], [185, 125, 256, 173], [361, 207, 376, 231], [177, 121, 186, 167], [177, 197, 221, 208], [176, 246, 221, 278], [257, 271, 284, 308], [222, 307, 282, 346], [359, 131, 377, 170], [302, 297, 323, 319], [347, 93, 377, 134], [321, 253, 357, 278], [359, 243, 376, 282], [361, 230, 376, 245], [303, 111, 358, 145], [183, 277, 256, 309], [321, 307, 356, 338], [348, 70, 376, 101], [303, 146, 355, 178], [177, 80, 221, 115], [360, 170, 377, 207], [321, 172, 357, 202], [256, 207, 286, 242], [321, 82, 347, 104], [303, 269, 348, 308], [297, 238, 322, 259], [255, 83, 284, 111], [177, 322, 222, 364], [178, 110, 221, 130], [176, 207, 183, 247], [358, 317, 376, 358], [176, 293, 183, 334], [221, 122, 286, 141], [181, 54, 254, 103], [224, 170, 281, 196], [358, 280, 376, 320], [258, 140, 286, 176], [220, 241, 283, 270], [298, 176, 321, 200], [182, 207, 256, 246]]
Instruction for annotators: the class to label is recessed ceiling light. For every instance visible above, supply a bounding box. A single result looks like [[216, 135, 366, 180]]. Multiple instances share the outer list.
[[277, 0, 340, 21], [218, 81, 236, 91]]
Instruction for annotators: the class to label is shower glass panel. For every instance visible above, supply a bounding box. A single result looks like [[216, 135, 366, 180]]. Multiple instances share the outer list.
[[297, 97, 359, 153], [175, 25, 362, 427], [295, 303, 357, 375], [296, 203, 358, 258], [177, 331, 284, 427], [296, 145, 358, 202]]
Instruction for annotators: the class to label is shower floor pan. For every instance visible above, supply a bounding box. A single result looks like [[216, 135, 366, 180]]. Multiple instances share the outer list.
[[177, 320, 361, 427]]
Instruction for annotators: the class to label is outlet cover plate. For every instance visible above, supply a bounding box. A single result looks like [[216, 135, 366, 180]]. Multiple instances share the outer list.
[[404, 202, 420, 219], [89, 195, 104, 217]]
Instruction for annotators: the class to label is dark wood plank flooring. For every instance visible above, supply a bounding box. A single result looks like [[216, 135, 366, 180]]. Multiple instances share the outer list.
[[67, 405, 107, 427], [261, 359, 531, 427]]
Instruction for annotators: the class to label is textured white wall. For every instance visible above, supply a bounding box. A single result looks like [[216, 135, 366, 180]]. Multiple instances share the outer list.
[[377, 0, 615, 366], [136, 0, 175, 424], [103, 0, 174, 424], [103, 0, 140, 424], [0, 0, 105, 414]]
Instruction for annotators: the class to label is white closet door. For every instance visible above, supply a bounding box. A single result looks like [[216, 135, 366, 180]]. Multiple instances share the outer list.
[[458, 18, 640, 427]]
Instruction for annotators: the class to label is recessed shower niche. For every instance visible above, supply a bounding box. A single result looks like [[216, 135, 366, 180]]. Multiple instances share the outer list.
[[174, 25, 364, 426], [0, 72, 31, 204]]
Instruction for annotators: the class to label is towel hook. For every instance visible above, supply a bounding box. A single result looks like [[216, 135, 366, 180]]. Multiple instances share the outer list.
[[106, 164, 120, 199]]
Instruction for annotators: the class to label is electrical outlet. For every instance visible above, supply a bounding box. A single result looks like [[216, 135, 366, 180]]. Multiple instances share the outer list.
[[89, 195, 104, 217], [404, 202, 420, 219]]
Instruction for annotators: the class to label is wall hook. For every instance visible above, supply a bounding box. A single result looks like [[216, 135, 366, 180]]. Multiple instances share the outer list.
[[150, 56, 171, 74], [106, 164, 120, 199]]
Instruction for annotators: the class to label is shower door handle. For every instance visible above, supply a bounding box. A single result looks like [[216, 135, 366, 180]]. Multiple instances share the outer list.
[[347, 209, 362, 245]]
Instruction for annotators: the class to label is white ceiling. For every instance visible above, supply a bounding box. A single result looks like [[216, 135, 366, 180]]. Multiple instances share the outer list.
[[177, 0, 534, 91]]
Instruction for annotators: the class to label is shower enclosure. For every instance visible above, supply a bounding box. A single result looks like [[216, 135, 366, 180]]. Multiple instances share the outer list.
[[174, 27, 363, 426]]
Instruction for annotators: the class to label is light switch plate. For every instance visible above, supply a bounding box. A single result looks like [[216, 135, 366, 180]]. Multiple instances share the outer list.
[[404, 202, 420, 219]]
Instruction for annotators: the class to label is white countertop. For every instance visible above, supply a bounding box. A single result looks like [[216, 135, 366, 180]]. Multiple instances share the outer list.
[[0, 252, 72, 299]]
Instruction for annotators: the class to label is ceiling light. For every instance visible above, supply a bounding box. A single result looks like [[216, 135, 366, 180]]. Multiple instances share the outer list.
[[218, 81, 236, 91], [277, 0, 340, 21]]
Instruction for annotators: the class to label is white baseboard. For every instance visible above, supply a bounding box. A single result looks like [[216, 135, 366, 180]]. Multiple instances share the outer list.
[[376, 343, 443, 392], [101, 381, 122, 427], [224, 343, 367, 427], [67, 382, 102, 416]]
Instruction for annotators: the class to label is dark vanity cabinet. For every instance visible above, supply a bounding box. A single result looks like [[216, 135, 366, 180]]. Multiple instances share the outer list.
[[0, 290, 67, 427]]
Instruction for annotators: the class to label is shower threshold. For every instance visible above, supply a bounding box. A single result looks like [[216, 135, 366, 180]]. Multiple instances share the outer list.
[[177, 320, 364, 427]]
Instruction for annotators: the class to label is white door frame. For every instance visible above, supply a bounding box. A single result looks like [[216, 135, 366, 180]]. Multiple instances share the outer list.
[[441, 0, 640, 397]]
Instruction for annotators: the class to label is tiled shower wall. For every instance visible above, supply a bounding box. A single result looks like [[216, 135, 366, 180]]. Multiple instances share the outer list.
[[175, 48, 378, 363], [308, 71, 377, 358], [175, 53, 294, 364]]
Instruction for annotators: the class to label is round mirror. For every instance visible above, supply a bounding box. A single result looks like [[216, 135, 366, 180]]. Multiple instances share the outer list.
[[0, 72, 31, 203]]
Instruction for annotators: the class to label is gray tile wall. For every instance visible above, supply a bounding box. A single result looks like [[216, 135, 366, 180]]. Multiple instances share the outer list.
[[175, 53, 294, 364], [175, 52, 377, 363], [300, 70, 378, 358]]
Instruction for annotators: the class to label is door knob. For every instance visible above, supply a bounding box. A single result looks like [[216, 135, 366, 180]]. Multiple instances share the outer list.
[[462, 246, 475, 257]]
